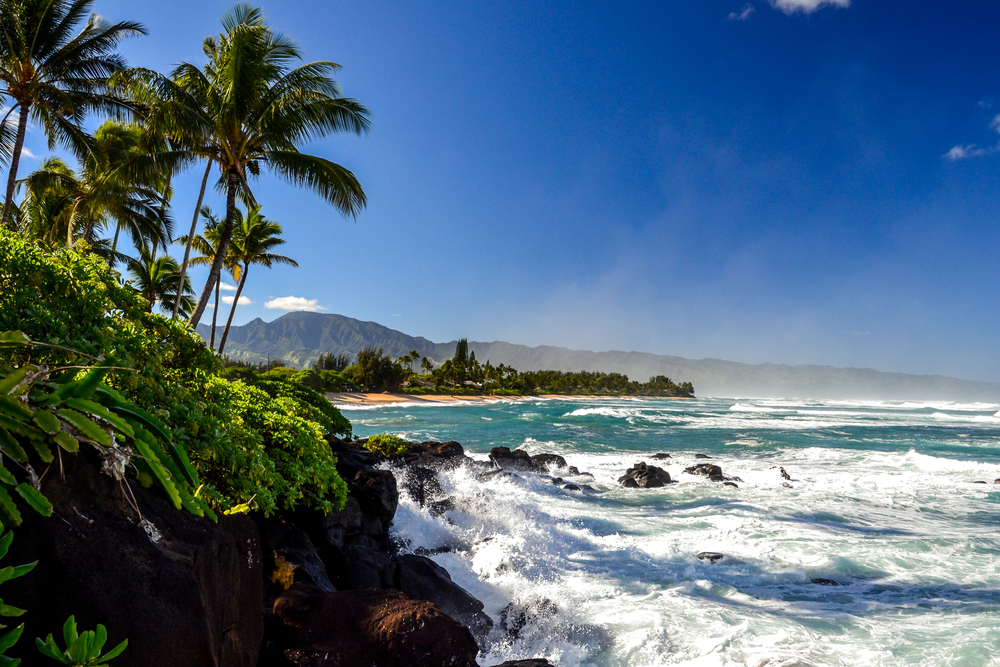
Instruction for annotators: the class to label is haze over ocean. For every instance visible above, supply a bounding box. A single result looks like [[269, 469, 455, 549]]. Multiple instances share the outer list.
[[343, 396, 1000, 666], [49, 0, 1000, 385]]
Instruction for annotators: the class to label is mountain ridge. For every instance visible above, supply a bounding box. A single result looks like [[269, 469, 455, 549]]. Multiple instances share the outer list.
[[197, 312, 1000, 400]]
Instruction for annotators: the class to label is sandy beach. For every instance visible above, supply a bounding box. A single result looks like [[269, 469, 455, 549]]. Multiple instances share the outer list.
[[325, 392, 692, 406]]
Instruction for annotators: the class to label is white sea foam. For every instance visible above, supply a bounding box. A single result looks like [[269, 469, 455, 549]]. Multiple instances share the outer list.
[[367, 397, 1000, 665]]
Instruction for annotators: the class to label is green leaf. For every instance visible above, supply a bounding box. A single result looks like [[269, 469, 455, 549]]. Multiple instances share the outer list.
[[0, 562, 36, 586], [67, 633, 88, 663], [0, 489, 21, 529], [0, 332, 30, 348], [26, 439, 53, 464], [101, 638, 128, 660], [0, 654, 21, 667], [0, 602, 26, 618], [105, 403, 171, 443], [132, 438, 180, 510], [0, 467, 15, 488], [63, 398, 133, 438], [34, 635, 65, 662], [0, 531, 12, 560], [55, 410, 110, 447], [31, 411, 61, 436], [0, 369, 27, 396], [0, 431, 25, 466], [92, 625, 107, 654], [0, 624, 23, 653], [15, 485, 52, 517], [53, 432, 79, 453], [62, 617, 78, 651], [0, 398, 31, 422]]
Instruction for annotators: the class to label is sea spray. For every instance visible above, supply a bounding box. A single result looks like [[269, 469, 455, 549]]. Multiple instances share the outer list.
[[339, 397, 1000, 666]]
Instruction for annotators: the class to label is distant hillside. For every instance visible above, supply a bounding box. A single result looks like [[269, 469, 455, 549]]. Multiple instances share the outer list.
[[199, 313, 1000, 400]]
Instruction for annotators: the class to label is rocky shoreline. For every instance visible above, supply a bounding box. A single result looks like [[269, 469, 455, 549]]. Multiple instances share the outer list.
[[7, 434, 591, 666]]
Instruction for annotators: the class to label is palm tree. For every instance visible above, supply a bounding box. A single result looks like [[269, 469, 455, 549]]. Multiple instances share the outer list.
[[18, 121, 171, 250], [124, 247, 193, 316], [217, 204, 296, 354], [0, 0, 145, 227], [175, 206, 236, 349], [112, 3, 369, 329]]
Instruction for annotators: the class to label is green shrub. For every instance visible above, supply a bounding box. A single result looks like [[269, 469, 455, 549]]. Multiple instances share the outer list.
[[318, 369, 357, 392], [0, 233, 350, 517], [258, 367, 297, 382], [290, 369, 324, 391], [363, 433, 410, 457], [253, 380, 351, 438]]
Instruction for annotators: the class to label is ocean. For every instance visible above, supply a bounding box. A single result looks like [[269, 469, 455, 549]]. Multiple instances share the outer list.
[[338, 396, 1000, 666]]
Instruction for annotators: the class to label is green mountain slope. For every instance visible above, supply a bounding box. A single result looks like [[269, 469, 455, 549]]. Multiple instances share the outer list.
[[198, 313, 1000, 400]]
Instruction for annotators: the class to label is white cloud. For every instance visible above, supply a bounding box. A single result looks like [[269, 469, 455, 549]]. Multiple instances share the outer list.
[[729, 4, 756, 20], [264, 296, 323, 312], [768, 0, 849, 14], [943, 144, 988, 161], [219, 281, 237, 291], [20, 147, 37, 158], [222, 295, 253, 306]]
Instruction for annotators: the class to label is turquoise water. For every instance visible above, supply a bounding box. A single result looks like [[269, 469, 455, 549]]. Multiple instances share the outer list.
[[339, 396, 1000, 666]]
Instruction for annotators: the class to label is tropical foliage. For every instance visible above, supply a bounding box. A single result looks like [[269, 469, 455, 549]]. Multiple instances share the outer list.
[[0, 0, 145, 227], [362, 433, 409, 457]]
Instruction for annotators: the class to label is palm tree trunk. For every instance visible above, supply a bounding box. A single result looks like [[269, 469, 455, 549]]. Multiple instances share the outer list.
[[189, 171, 237, 328], [218, 263, 248, 355], [112, 222, 121, 252], [174, 161, 212, 319], [1, 104, 30, 229], [210, 279, 220, 350]]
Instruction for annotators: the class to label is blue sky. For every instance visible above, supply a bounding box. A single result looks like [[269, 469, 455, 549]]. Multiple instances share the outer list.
[[17, 0, 1000, 381]]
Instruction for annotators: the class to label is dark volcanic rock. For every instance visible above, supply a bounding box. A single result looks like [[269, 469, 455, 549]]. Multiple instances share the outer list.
[[343, 544, 396, 589], [491, 661, 553, 667], [321, 496, 363, 548], [780, 467, 792, 480], [695, 453, 712, 459], [5, 450, 262, 667], [401, 466, 444, 507], [276, 587, 479, 667], [563, 483, 581, 491], [696, 552, 726, 563], [723, 481, 739, 488], [349, 469, 399, 524], [499, 597, 559, 641], [490, 447, 570, 473], [685, 463, 725, 482], [618, 462, 672, 488], [407, 440, 467, 461], [395, 554, 493, 642], [651, 453, 672, 459], [812, 578, 840, 586], [272, 529, 336, 593]]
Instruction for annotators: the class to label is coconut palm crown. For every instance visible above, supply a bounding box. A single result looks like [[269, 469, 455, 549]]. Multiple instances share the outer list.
[[0, 0, 146, 227], [113, 3, 369, 329]]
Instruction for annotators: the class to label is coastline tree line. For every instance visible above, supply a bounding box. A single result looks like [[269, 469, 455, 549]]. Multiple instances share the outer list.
[[227, 338, 695, 397]]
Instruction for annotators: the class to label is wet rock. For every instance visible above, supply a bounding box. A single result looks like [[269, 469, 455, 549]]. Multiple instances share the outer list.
[[395, 554, 493, 643], [551, 477, 564, 485], [401, 466, 444, 507], [621, 477, 639, 488], [618, 461, 672, 488], [995, 479, 1000, 484], [563, 483, 581, 491], [651, 453, 672, 459], [407, 440, 467, 461], [695, 453, 712, 459], [724, 481, 739, 488], [782, 482, 794, 489], [321, 496, 363, 549], [342, 544, 396, 589], [696, 552, 726, 563], [491, 661, 552, 667], [780, 467, 792, 480], [4, 450, 262, 667], [490, 447, 571, 473], [499, 597, 559, 641], [974, 480, 988, 484], [531, 453, 569, 470], [429, 497, 456, 516], [349, 469, 399, 524], [272, 529, 336, 593], [276, 587, 478, 667], [811, 578, 840, 586], [685, 463, 724, 482]]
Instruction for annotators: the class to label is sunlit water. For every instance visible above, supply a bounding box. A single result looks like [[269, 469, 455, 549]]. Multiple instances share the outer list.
[[337, 396, 1000, 666]]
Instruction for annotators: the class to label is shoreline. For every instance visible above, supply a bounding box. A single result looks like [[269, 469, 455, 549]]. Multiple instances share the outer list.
[[326, 391, 694, 406]]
